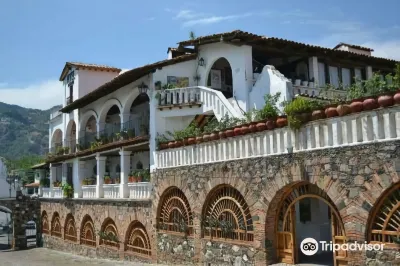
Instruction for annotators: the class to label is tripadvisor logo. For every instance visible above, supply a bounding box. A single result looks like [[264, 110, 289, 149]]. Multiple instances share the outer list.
[[300, 238, 385, 256]]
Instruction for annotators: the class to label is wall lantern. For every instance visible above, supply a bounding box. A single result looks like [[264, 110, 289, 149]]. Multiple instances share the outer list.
[[138, 82, 148, 94], [198, 57, 205, 67]]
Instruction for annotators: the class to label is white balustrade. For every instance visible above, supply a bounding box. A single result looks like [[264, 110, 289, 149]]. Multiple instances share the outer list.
[[157, 86, 243, 120], [294, 85, 346, 99], [53, 187, 63, 198], [103, 184, 120, 199], [156, 106, 400, 168], [128, 182, 152, 199], [42, 188, 51, 198], [82, 185, 96, 199]]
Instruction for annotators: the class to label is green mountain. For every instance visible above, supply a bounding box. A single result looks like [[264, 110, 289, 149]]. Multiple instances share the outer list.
[[0, 102, 62, 160]]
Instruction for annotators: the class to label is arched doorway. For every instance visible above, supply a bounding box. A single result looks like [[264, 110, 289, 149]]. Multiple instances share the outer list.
[[99, 101, 121, 142], [51, 129, 63, 154], [207, 57, 233, 98], [0, 206, 12, 250], [65, 120, 76, 153], [126, 93, 150, 137], [79, 113, 97, 150], [273, 182, 347, 266]]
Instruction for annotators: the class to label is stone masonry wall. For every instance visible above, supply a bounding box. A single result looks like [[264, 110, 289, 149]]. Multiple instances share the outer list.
[[40, 199, 154, 263], [0, 196, 41, 250], [152, 140, 400, 266]]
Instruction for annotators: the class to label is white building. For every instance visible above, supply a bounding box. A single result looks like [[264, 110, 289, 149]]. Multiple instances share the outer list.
[[41, 30, 398, 200]]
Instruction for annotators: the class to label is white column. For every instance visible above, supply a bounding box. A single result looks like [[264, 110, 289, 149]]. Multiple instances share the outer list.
[[120, 113, 131, 131], [308, 56, 319, 85], [119, 149, 132, 198], [37, 169, 45, 196], [149, 88, 157, 172], [366, 66, 373, 79], [73, 159, 82, 198], [62, 163, 68, 185], [96, 154, 106, 198], [50, 164, 56, 197]]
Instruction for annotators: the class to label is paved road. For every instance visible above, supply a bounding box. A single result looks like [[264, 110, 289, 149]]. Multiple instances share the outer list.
[[0, 248, 164, 266]]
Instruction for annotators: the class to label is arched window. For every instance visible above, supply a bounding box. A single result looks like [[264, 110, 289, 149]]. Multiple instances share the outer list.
[[51, 212, 62, 238], [80, 215, 96, 247], [157, 187, 193, 235], [125, 221, 151, 256], [368, 182, 400, 247], [202, 185, 253, 242], [42, 211, 49, 234], [64, 214, 77, 242], [136, 161, 143, 170], [100, 218, 119, 249]]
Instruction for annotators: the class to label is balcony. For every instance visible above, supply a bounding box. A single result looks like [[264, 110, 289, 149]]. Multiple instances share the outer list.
[[128, 182, 152, 199], [293, 85, 347, 99], [103, 184, 120, 199], [156, 105, 400, 168], [42, 187, 63, 198], [82, 185, 96, 198]]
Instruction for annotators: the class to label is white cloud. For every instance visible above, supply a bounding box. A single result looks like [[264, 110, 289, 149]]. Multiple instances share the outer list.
[[0, 80, 63, 110], [182, 13, 254, 27]]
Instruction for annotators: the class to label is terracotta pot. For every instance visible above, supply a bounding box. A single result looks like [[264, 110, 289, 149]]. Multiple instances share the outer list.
[[394, 91, 400, 104], [266, 119, 276, 130], [167, 141, 175, 148], [203, 134, 211, 142], [183, 138, 189, 146], [219, 131, 227, 139], [225, 129, 234, 137], [256, 122, 268, 131], [188, 137, 196, 145], [137, 176, 143, 182], [160, 143, 168, 150], [132, 177, 138, 183], [210, 132, 219, 141], [311, 110, 325, 120], [104, 179, 111, 184], [233, 127, 243, 136], [175, 140, 183, 147], [241, 125, 250, 134], [276, 117, 288, 128], [249, 122, 258, 132], [363, 98, 379, 111], [377, 94, 394, 107], [196, 136, 203, 143], [350, 100, 363, 113], [325, 107, 339, 118], [336, 104, 352, 116]]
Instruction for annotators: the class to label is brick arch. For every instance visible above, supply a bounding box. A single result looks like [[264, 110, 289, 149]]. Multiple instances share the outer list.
[[64, 213, 77, 242], [156, 186, 193, 236], [41, 210, 49, 234], [265, 180, 347, 264], [124, 220, 152, 257], [80, 214, 96, 247], [100, 217, 119, 249], [51, 212, 62, 238], [367, 181, 400, 248], [201, 184, 254, 242]]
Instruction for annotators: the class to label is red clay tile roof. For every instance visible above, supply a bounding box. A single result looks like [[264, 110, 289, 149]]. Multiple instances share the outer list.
[[178, 29, 396, 63], [59, 62, 122, 81], [333, 42, 374, 52], [60, 53, 196, 113]]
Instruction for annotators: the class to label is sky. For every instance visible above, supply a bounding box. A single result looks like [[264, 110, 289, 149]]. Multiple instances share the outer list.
[[0, 0, 399, 110]]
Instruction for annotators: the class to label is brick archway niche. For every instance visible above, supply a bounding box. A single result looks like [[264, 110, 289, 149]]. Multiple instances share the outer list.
[[265, 181, 348, 266]]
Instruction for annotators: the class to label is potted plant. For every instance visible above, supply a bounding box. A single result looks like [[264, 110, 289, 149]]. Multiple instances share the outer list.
[[294, 76, 301, 86], [276, 115, 288, 128], [53, 181, 61, 187], [64, 147, 70, 154], [115, 177, 120, 184], [156, 133, 169, 150], [310, 101, 326, 120], [128, 172, 135, 183], [377, 73, 396, 107], [104, 175, 111, 184], [363, 74, 381, 110], [346, 80, 365, 113], [393, 64, 400, 104], [257, 92, 281, 130], [61, 183, 74, 198], [244, 109, 258, 132], [141, 169, 150, 182], [283, 98, 315, 130]]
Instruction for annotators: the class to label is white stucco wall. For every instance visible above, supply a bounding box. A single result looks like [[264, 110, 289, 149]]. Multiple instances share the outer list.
[[78, 69, 119, 98], [250, 65, 292, 111], [152, 60, 197, 87]]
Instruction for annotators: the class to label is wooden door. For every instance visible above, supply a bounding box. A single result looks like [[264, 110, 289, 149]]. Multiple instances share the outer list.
[[331, 209, 347, 266], [276, 205, 296, 264]]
